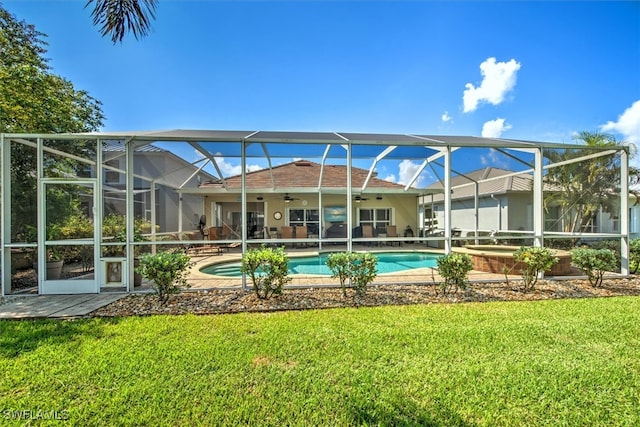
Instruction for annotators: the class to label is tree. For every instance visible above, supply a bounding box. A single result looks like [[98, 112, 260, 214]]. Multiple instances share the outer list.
[[0, 6, 105, 133], [0, 5, 105, 239], [86, 0, 159, 43], [543, 131, 636, 236]]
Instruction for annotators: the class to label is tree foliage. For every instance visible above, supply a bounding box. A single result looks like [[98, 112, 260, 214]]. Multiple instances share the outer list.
[[0, 6, 105, 133], [543, 131, 635, 235], [86, 0, 159, 43], [1, 5, 105, 239]]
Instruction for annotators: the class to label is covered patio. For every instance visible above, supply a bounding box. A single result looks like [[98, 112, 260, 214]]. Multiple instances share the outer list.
[[0, 130, 630, 295]]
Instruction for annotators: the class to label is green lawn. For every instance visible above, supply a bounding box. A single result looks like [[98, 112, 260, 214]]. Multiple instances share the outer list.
[[2, 297, 640, 426]]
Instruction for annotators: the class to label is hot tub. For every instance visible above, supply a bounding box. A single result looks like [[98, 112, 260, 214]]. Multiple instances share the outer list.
[[455, 245, 573, 276]]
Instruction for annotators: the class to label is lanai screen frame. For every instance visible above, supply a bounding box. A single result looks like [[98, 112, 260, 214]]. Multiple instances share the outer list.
[[0, 130, 630, 295]]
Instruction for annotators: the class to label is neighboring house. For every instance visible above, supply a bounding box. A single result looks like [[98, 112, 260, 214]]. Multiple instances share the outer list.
[[423, 167, 627, 240], [422, 167, 534, 238], [101, 141, 217, 232], [189, 160, 426, 239]]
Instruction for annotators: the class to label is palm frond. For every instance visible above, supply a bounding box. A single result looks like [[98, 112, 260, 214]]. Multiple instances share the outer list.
[[86, 0, 158, 43]]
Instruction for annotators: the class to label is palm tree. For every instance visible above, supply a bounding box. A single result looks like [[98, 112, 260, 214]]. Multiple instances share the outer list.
[[86, 0, 158, 43], [543, 131, 638, 235]]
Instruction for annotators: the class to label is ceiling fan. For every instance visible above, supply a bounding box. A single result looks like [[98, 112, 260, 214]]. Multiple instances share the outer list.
[[284, 193, 300, 202]]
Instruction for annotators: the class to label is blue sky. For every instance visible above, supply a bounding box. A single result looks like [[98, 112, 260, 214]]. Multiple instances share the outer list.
[[3, 0, 640, 178]]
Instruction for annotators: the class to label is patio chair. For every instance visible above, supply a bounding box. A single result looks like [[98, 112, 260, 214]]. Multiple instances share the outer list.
[[280, 226, 294, 247], [295, 225, 308, 248], [208, 226, 221, 241], [263, 227, 277, 248], [385, 225, 401, 247], [361, 224, 375, 246]]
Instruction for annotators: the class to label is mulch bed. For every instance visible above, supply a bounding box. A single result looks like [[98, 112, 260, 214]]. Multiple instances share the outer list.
[[92, 277, 640, 317]]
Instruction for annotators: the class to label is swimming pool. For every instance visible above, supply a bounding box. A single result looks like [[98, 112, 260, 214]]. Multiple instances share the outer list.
[[200, 251, 441, 277]]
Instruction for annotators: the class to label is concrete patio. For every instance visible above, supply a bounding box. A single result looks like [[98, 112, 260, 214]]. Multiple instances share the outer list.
[[0, 293, 128, 319]]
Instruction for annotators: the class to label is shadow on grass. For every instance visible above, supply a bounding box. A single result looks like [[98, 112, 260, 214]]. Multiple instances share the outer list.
[[347, 394, 474, 426], [0, 317, 123, 359]]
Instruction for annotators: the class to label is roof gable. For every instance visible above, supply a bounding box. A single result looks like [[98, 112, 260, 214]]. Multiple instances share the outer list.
[[200, 160, 407, 191], [426, 167, 534, 200]]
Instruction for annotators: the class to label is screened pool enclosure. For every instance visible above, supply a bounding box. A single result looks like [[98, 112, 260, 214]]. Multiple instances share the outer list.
[[0, 130, 630, 295]]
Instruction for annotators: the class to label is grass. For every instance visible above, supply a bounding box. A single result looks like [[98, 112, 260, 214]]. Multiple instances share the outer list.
[[1, 297, 640, 426]]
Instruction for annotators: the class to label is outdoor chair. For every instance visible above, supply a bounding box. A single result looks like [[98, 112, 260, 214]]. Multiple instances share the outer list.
[[280, 226, 294, 247], [263, 227, 277, 247], [187, 245, 222, 256], [361, 224, 375, 246], [295, 225, 308, 248], [385, 225, 401, 246], [207, 226, 221, 240]]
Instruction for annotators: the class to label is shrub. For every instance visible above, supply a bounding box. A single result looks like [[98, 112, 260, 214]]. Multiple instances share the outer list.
[[630, 239, 640, 274], [241, 246, 291, 299], [436, 253, 473, 295], [571, 248, 616, 287], [513, 246, 558, 292], [326, 252, 378, 300], [350, 252, 378, 299], [102, 214, 152, 257], [136, 249, 193, 303], [326, 252, 352, 297], [591, 239, 621, 271]]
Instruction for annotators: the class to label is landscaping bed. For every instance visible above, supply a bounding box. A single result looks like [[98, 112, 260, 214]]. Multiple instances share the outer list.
[[92, 276, 640, 317]]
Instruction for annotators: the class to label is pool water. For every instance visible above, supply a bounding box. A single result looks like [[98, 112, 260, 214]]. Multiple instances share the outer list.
[[200, 252, 441, 277]]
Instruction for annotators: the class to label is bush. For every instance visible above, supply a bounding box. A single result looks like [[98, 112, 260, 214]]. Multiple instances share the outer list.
[[571, 248, 616, 287], [136, 249, 193, 303], [590, 239, 621, 271], [326, 252, 352, 297], [326, 252, 378, 300], [102, 214, 151, 257], [436, 253, 473, 295], [241, 246, 291, 299], [513, 246, 558, 292], [630, 239, 640, 274]]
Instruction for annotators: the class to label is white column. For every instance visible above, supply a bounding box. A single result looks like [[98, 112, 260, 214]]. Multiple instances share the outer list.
[[444, 146, 452, 253], [126, 139, 135, 292], [0, 135, 8, 296], [621, 149, 629, 275], [533, 148, 544, 248], [347, 143, 353, 252]]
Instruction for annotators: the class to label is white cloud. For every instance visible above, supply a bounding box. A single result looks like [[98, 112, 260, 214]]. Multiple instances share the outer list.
[[213, 153, 262, 176], [383, 174, 396, 183], [600, 100, 640, 146], [481, 118, 512, 138], [441, 111, 453, 123], [397, 159, 424, 188], [463, 57, 521, 113], [480, 148, 509, 169]]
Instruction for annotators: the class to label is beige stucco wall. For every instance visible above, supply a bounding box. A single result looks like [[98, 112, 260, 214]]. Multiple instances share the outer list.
[[205, 193, 418, 237]]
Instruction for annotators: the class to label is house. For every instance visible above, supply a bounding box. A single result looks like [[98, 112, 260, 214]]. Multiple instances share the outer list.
[[0, 129, 630, 296], [423, 166, 628, 243], [422, 167, 535, 239], [188, 159, 425, 240], [101, 140, 216, 233]]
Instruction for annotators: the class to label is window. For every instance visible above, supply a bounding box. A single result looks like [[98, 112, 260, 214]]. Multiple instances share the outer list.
[[359, 208, 391, 233], [288, 208, 320, 235], [104, 159, 121, 184]]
